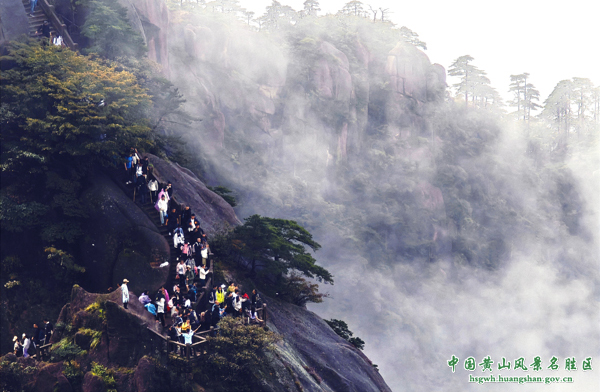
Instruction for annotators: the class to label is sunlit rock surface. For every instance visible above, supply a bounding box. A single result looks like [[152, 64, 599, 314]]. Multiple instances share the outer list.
[[147, 153, 241, 232]]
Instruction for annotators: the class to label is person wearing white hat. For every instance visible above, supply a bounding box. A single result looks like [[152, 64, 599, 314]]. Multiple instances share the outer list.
[[122, 279, 130, 309], [22, 334, 31, 358], [13, 336, 22, 356]]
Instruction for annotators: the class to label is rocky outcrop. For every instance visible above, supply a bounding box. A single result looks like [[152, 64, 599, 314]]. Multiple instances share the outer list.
[[386, 41, 446, 103], [313, 41, 354, 101], [79, 172, 169, 294], [267, 297, 392, 392], [54, 286, 162, 361], [118, 0, 169, 75], [147, 153, 241, 232]]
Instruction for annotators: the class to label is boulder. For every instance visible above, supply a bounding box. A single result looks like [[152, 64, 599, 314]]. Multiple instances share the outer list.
[[133, 356, 156, 392], [33, 362, 64, 392], [82, 372, 105, 392], [55, 374, 74, 392], [103, 300, 157, 367], [147, 153, 241, 233], [79, 172, 169, 294]]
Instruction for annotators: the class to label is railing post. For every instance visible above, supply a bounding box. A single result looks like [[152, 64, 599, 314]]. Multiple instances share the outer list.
[[186, 344, 190, 360]]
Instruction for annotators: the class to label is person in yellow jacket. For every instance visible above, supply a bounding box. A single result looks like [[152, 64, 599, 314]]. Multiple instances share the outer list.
[[216, 285, 225, 305]]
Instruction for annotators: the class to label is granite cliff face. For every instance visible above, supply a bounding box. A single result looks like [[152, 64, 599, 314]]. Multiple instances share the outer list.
[[118, 0, 170, 74], [146, 153, 241, 232], [77, 153, 240, 296], [79, 172, 170, 295]]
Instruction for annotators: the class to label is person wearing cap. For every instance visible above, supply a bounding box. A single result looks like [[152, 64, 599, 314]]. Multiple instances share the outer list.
[[36, 20, 50, 39], [13, 336, 22, 356], [185, 265, 195, 287], [22, 333, 31, 358], [121, 279, 130, 309]]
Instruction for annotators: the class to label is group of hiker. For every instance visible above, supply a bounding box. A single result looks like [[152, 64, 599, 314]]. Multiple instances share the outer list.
[[140, 281, 265, 346], [120, 148, 266, 347], [12, 320, 53, 358]]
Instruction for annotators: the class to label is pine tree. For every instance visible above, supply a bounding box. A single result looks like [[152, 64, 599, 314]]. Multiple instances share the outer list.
[[449, 55, 498, 108], [509, 73, 541, 122], [340, 0, 365, 17], [303, 0, 320, 16], [398, 26, 427, 50], [542, 79, 574, 134]]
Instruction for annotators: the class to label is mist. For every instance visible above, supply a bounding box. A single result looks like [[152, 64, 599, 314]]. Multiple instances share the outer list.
[[162, 5, 599, 390]]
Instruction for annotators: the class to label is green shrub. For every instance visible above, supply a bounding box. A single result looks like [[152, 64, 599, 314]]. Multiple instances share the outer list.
[[78, 328, 103, 349], [324, 319, 365, 350], [63, 360, 85, 390], [91, 362, 117, 392], [196, 317, 280, 391], [50, 338, 87, 362], [0, 359, 36, 392], [208, 186, 237, 207]]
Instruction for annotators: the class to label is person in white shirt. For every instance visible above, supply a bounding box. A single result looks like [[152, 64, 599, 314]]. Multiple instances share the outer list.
[[22, 334, 31, 358], [121, 279, 130, 309], [155, 297, 165, 327], [157, 195, 168, 225], [148, 179, 158, 202], [198, 265, 208, 287]]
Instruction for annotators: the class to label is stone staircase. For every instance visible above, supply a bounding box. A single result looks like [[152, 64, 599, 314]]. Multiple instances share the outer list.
[[22, 0, 55, 37]]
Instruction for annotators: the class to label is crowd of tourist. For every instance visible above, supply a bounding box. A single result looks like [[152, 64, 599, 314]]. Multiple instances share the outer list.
[[9, 147, 265, 358], [120, 148, 265, 347]]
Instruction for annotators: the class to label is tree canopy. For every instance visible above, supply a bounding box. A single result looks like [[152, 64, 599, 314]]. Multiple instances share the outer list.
[[449, 55, 500, 108], [232, 214, 333, 283], [1, 41, 152, 185]]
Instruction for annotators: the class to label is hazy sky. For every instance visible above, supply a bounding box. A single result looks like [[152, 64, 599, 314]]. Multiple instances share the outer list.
[[242, 0, 600, 105]]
